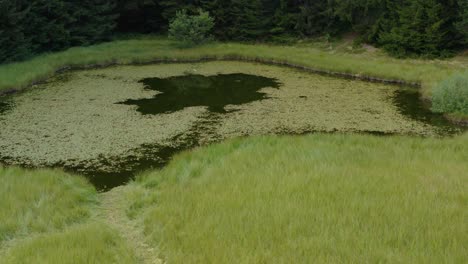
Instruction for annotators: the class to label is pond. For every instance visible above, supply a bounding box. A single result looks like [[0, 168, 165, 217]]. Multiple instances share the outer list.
[[0, 61, 462, 190]]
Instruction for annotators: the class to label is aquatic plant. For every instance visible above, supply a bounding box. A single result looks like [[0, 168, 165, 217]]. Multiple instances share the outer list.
[[0, 62, 459, 190]]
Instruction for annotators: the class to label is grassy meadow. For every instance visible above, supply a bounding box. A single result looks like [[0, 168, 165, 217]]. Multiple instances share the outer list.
[[0, 167, 97, 243], [0, 167, 138, 263], [0, 38, 467, 263], [1, 133, 466, 263], [124, 133, 468, 263]]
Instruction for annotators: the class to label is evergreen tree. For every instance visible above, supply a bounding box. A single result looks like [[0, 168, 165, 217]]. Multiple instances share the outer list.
[[227, 0, 269, 40], [456, 0, 468, 45], [295, 0, 341, 36], [1, 0, 465, 62], [379, 0, 460, 57], [116, 0, 163, 33], [333, 0, 386, 36], [0, 0, 30, 63], [159, 0, 201, 23], [270, 0, 300, 37], [68, 0, 117, 46], [199, 0, 232, 39], [24, 0, 73, 52], [366, 0, 402, 43]]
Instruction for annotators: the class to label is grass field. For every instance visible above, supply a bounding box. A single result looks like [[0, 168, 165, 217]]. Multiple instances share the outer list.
[[125, 133, 468, 263], [0, 167, 97, 244], [1, 134, 467, 263], [2, 223, 139, 264], [0, 167, 138, 264]]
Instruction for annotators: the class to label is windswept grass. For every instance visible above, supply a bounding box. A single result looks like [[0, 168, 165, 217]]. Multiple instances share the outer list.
[[127, 133, 468, 263], [0, 168, 139, 263], [0, 167, 97, 244], [1, 222, 139, 264], [0, 36, 466, 100]]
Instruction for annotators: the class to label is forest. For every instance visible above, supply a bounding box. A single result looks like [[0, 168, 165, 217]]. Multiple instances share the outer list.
[[1, 0, 467, 63]]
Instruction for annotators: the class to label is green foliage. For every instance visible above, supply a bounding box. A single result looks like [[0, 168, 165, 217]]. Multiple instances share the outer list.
[[68, 0, 117, 46], [432, 72, 468, 114], [228, 0, 269, 40], [168, 9, 214, 47], [378, 0, 461, 57], [295, 0, 342, 36], [116, 0, 163, 33], [1, 0, 467, 62], [199, 0, 232, 39], [456, 0, 468, 45], [0, 0, 117, 63], [270, 0, 300, 37], [0, 0, 30, 62], [160, 0, 201, 23]]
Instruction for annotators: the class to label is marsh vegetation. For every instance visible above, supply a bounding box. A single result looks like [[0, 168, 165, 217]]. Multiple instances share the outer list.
[[1, 0, 467, 262], [0, 61, 462, 190]]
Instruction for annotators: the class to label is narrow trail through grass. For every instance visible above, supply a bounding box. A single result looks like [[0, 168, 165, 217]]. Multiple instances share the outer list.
[[99, 187, 162, 264]]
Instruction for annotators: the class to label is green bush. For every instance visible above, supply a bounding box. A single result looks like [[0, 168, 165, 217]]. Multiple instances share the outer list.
[[431, 72, 468, 115], [168, 9, 214, 47]]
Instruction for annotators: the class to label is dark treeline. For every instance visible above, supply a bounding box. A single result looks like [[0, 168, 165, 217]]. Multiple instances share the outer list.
[[1, 0, 467, 63]]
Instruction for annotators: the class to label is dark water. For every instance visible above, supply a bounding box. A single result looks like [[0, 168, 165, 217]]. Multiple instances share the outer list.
[[0, 100, 10, 114], [119, 73, 281, 114], [71, 109, 227, 190], [66, 142, 191, 190], [393, 88, 462, 135], [62, 73, 281, 190], [0, 73, 464, 191]]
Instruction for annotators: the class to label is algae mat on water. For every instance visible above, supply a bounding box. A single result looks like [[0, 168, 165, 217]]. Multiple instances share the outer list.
[[0, 61, 459, 189]]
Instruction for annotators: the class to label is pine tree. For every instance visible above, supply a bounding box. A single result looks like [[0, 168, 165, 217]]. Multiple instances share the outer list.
[[456, 0, 468, 45], [378, 0, 459, 57], [333, 0, 386, 35], [199, 0, 231, 39], [295, 0, 341, 36], [68, 0, 117, 46], [159, 0, 201, 23], [0, 0, 31, 63], [270, 0, 300, 37], [24, 0, 73, 52], [227, 0, 268, 40], [116, 0, 164, 33]]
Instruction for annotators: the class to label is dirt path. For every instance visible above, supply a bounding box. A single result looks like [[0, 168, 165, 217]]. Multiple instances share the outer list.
[[99, 187, 162, 264]]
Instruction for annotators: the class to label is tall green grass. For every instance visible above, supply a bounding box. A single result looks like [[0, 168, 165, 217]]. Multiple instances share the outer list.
[[128, 133, 468, 263], [2, 222, 139, 264], [0, 167, 97, 243], [0, 167, 139, 263], [0, 36, 466, 99], [432, 71, 468, 115]]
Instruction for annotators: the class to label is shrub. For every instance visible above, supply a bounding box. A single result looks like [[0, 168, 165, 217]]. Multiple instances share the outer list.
[[431, 72, 468, 115], [168, 9, 214, 47]]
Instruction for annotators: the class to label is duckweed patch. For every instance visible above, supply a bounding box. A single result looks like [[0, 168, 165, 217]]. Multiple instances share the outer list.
[[0, 61, 462, 190]]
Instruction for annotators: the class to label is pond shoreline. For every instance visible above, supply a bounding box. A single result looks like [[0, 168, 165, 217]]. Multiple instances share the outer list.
[[4, 57, 466, 127], [2, 60, 460, 191], [12, 57, 464, 128], [0, 56, 421, 97]]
